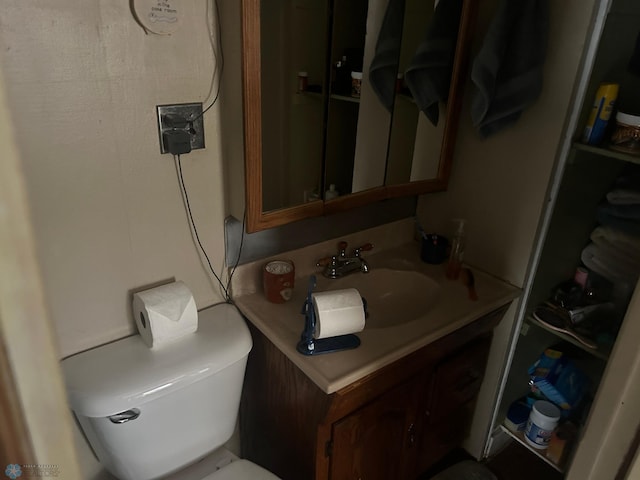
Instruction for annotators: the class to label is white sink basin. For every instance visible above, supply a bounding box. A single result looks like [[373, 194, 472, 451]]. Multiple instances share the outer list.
[[318, 268, 440, 329]]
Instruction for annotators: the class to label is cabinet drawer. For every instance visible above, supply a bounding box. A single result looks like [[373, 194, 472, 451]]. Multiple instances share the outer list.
[[427, 336, 491, 423]]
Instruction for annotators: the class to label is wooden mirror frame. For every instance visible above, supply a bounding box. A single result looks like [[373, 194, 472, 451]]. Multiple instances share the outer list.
[[241, 0, 478, 233]]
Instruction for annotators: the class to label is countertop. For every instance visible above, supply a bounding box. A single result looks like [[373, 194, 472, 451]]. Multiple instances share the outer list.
[[233, 242, 520, 394]]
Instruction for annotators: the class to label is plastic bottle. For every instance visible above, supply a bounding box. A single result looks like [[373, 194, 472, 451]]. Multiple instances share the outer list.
[[573, 267, 588, 289], [582, 83, 619, 145], [446, 219, 466, 280], [325, 184, 339, 200]]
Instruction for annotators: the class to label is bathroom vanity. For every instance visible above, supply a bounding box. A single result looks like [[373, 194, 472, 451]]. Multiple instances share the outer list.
[[232, 230, 519, 480]]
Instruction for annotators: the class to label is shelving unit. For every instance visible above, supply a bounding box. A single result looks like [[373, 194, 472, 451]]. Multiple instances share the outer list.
[[571, 142, 640, 165], [490, 0, 640, 474], [330, 94, 360, 104], [524, 316, 612, 362], [299, 91, 324, 100], [300, 92, 361, 104], [493, 150, 637, 474], [499, 425, 564, 473]]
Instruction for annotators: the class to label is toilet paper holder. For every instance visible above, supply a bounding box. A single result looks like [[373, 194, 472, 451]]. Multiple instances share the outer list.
[[296, 275, 363, 356]]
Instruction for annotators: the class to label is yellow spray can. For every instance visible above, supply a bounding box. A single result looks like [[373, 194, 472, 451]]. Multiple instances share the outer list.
[[582, 83, 619, 145]]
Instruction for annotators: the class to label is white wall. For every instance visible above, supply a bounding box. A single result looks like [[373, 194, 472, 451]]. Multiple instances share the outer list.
[[0, 65, 82, 479], [418, 0, 596, 287], [0, 1, 228, 359], [416, 0, 598, 458]]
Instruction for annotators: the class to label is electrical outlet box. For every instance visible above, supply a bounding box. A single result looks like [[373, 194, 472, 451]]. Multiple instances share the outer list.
[[156, 103, 205, 154]]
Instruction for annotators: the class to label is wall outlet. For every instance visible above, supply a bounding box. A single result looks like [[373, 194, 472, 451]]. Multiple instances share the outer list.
[[156, 103, 205, 154]]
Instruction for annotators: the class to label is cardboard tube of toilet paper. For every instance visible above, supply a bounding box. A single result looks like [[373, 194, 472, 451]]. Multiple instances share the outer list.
[[132, 281, 198, 348], [312, 288, 365, 339]]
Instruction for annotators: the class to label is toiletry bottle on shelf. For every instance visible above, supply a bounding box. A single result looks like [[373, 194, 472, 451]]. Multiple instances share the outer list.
[[325, 184, 339, 200], [446, 219, 466, 280]]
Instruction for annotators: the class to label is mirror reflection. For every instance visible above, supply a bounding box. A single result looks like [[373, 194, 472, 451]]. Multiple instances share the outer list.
[[259, 0, 463, 212], [385, 0, 463, 185], [324, 0, 370, 201], [260, 1, 327, 211]]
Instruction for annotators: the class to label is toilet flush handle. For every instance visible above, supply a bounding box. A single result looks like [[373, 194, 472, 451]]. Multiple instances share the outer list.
[[109, 408, 140, 424]]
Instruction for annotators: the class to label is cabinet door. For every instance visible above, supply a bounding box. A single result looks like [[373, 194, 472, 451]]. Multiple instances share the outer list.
[[426, 336, 491, 424], [329, 380, 420, 480], [416, 336, 491, 472]]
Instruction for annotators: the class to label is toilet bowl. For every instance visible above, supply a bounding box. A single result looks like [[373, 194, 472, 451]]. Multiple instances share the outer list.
[[62, 303, 280, 480]]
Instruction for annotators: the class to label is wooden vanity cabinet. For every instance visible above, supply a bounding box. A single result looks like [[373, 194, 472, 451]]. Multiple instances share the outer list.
[[330, 377, 422, 480], [240, 306, 506, 480]]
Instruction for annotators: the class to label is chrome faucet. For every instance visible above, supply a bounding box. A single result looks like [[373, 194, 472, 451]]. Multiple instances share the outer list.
[[316, 241, 373, 279]]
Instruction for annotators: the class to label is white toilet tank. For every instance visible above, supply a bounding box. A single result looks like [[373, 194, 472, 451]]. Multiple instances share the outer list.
[[62, 303, 253, 480]]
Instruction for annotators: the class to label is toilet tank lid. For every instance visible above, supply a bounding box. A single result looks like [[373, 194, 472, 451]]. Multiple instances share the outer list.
[[61, 303, 252, 418]]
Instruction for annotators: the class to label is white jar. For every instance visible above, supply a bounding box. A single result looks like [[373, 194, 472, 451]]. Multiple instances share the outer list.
[[525, 400, 561, 449]]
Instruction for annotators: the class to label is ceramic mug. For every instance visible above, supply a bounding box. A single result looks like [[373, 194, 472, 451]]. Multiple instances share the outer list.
[[263, 260, 295, 303]]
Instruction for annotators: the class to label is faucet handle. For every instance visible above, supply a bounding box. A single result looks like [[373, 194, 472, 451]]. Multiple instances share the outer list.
[[353, 243, 373, 256], [317, 256, 339, 279], [316, 256, 334, 267]]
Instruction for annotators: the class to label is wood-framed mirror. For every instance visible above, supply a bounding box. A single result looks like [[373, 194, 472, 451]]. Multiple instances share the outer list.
[[241, 0, 477, 233]]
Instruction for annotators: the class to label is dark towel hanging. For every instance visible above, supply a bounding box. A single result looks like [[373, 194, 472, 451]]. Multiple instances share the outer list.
[[471, 0, 550, 138], [404, 0, 463, 126], [628, 30, 640, 75], [369, 0, 406, 113]]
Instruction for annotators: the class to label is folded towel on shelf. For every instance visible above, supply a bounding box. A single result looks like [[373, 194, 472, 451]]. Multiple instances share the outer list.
[[590, 226, 640, 261], [369, 0, 406, 113], [598, 202, 640, 221], [606, 189, 640, 205], [597, 208, 640, 236], [589, 232, 640, 270], [613, 171, 640, 190], [404, 0, 463, 126], [470, 0, 549, 138], [581, 242, 640, 284]]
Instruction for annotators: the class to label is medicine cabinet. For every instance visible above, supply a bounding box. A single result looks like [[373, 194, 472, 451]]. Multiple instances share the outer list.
[[241, 0, 478, 232]]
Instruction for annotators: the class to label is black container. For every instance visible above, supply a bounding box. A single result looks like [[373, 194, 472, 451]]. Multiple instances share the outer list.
[[420, 234, 449, 264]]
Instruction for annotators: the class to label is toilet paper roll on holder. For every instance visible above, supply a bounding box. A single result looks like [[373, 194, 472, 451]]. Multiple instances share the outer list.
[[296, 275, 364, 356]]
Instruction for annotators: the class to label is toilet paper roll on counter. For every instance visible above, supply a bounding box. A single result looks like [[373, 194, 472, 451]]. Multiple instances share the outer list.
[[133, 281, 198, 348], [312, 288, 366, 339]]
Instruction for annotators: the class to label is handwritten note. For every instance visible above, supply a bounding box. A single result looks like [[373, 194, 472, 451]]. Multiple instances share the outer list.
[[132, 0, 180, 35]]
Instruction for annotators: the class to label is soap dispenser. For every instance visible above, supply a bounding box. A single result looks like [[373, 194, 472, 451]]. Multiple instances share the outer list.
[[446, 219, 466, 280]]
